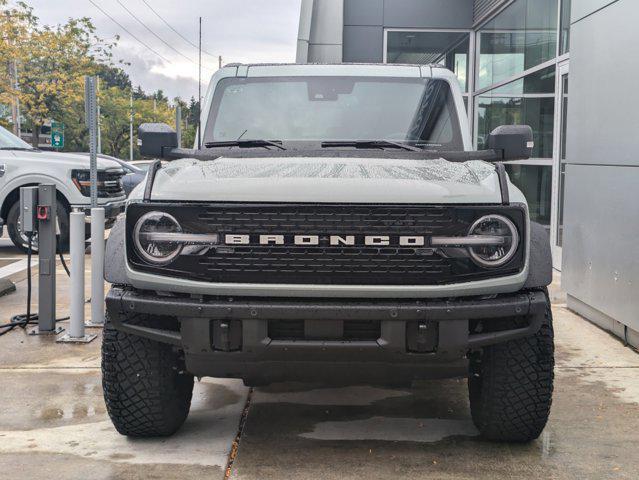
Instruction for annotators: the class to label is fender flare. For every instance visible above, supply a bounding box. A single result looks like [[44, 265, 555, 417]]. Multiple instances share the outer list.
[[104, 217, 554, 290], [105, 215, 129, 285], [523, 221, 553, 289]]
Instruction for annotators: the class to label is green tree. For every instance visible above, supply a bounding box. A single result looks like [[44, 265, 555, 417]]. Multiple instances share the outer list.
[[97, 64, 131, 90], [98, 86, 175, 159], [0, 1, 116, 146], [1, 1, 191, 157]]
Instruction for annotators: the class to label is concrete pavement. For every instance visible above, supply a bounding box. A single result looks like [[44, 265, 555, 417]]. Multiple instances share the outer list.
[[229, 309, 639, 480], [0, 234, 638, 480]]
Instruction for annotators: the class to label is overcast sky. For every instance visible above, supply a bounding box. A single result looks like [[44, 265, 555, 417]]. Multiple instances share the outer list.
[[23, 0, 302, 100]]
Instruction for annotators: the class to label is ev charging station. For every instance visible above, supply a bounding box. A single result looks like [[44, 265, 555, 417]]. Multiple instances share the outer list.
[[19, 184, 64, 336]]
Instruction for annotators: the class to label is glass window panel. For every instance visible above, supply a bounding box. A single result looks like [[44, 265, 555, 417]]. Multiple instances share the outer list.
[[490, 66, 556, 95], [560, 0, 571, 55], [476, 94, 555, 158], [478, 0, 558, 90], [505, 165, 553, 226], [387, 31, 470, 92], [205, 77, 464, 148]]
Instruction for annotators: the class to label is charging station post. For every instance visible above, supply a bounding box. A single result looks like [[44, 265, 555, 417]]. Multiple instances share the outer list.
[[37, 184, 56, 333], [20, 185, 64, 336]]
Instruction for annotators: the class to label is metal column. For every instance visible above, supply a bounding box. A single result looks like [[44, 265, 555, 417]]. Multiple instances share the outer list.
[[176, 104, 182, 148], [85, 75, 106, 328], [57, 211, 96, 343], [89, 208, 105, 326], [85, 76, 99, 209]]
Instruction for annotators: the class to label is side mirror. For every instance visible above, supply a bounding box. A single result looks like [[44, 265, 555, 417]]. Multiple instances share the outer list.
[[487, 125, 534, 161], [138, 123, 178, 158]]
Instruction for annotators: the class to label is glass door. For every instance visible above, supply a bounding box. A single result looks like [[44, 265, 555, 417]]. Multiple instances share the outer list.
[[551, 62, 569, 268]]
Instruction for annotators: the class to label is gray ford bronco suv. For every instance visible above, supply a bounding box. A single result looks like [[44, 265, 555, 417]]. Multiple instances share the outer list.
[[102, 64, 554, 442]]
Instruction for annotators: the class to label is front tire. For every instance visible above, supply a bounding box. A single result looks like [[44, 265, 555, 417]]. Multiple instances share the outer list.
[[469, 289, 554, 442], [102, 314, 194, 437]]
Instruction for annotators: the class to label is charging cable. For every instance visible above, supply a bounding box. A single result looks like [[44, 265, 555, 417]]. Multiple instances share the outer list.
[[0, 233, 70, 336]]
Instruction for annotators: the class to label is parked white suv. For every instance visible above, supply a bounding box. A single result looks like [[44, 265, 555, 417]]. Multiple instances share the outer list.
[[0, 125, 126, 251]]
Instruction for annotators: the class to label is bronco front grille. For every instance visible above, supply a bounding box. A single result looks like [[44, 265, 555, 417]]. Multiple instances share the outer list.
[[126, 203, 526, 286]]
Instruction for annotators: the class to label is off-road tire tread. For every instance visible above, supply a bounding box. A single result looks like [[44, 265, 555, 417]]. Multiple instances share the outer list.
[[469, 288, 554, 442], [102, 315, 194, 437]]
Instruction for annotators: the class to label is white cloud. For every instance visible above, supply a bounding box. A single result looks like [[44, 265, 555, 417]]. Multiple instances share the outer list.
[[24, 0, 302, 99]]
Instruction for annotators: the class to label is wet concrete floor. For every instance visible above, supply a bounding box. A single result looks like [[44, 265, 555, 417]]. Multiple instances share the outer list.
[[1, 235, 638, 479]]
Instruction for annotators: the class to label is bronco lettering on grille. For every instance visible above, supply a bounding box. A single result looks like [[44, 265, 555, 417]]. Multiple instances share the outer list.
[[224, 234, 426, 247]]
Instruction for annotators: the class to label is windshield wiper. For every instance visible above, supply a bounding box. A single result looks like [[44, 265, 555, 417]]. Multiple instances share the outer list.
[[321, 140, 422, 152], [0, 147, 34, 151], [204, 140, 286, 151]]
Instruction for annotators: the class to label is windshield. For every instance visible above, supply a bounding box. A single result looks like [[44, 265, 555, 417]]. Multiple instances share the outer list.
[[204, 76, 464, 149], [0, 125, 33, 150]]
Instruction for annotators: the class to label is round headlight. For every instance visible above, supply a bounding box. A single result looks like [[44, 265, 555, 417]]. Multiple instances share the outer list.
[[134, 211, 183, 265], [468, 215, 519, 268]]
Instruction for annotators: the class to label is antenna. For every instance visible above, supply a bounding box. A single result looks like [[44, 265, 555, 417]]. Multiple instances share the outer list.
[[197, 16, 202, 150]]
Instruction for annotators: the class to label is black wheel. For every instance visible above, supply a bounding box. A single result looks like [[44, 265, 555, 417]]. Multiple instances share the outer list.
[[102, 313, 194, 437], [469, 289, 554, 443], [7, 199, 70, 253]]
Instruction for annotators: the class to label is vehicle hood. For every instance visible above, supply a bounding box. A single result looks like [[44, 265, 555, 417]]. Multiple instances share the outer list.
[[146, 156, 510, 204], [4, 150, 122, 170]]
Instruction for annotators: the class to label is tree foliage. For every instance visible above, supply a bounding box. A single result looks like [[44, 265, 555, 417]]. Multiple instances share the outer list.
[[0, 1, 195, 157], [0, 1, 117, 145]]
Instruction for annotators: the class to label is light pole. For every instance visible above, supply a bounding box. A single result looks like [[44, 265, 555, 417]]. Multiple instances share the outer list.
[[129, 90, 134, 161]]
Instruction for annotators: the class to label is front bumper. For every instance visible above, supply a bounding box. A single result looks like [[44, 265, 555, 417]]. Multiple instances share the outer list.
[[106, 287, 548, 385]]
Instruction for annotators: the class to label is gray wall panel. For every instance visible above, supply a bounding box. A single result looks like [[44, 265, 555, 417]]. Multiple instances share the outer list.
[[308, 44, 344, 63], [564, 0, 639, 335], [344, 0, 384, 26], [343, 26, 385, 62], [566, 0, 639, 167], [309, 0, 344, 44], [562, 165, 639, 332], [301, 0, 344, 63], [571, 0, 619, 22], [383, 0, 474, 29]]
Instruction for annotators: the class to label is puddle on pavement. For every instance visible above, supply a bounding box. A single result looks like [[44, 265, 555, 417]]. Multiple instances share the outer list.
[[255, 385, 412, 406], [301, 416, 479, 442], [34, 380, 104, 423], [0, 379, 249, 469], [38, 403, 103, 422], [191, 380, 242, 411]]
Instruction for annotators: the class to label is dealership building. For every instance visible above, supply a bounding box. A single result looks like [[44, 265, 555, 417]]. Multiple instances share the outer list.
[[297, 0, 639, 347]]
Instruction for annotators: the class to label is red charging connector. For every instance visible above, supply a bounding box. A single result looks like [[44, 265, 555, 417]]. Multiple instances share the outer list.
[[37, 205, 50, 221]]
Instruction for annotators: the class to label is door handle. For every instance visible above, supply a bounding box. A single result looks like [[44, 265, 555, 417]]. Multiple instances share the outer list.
[[0, 164, 6, 177]]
